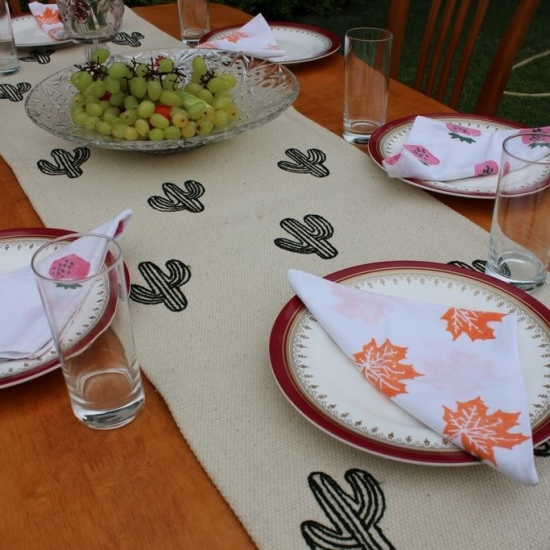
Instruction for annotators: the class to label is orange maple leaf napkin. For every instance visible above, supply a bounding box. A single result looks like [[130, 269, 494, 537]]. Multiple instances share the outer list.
[[382, 116, 550, 181], [287, 269, 539, 485], [28, 1, 67, 41], [198, 14, 287, 60]]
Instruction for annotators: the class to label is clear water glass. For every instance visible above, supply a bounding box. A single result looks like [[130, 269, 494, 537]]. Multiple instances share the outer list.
[[0, 0, 19, 76], [343, 27, 393, 144], [485, 132, 550, 292], [31, 232, 145, 429]]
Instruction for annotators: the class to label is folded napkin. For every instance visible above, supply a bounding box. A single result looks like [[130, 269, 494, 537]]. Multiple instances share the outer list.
[[28, 1, 67, 41], [287, 269, 538, 485], [0, 210, 132, 361], [198, 14, 286, 60], [383, 116, 550, 181]]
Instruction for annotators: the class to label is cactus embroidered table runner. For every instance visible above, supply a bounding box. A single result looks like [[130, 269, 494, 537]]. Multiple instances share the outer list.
[[1, 8, 550, 550]]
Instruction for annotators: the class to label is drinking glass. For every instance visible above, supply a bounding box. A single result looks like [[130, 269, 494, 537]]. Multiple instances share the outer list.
[[177, 0, 209, 47], [56, 0, 124, 60], [0, 0, 19, 76], [485, 132, 550, 292], [31, 232, 145, 429], [343, 27, 393, 144]]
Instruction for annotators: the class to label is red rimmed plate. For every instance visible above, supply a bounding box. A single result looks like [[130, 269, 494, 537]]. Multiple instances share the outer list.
[[0, 228, 126, 389], [368, 113, 523, 199], [269, 261, 550, 466], [201, 22, 341, 65]]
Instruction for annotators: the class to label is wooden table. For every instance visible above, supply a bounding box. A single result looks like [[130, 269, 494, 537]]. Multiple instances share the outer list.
[[0, 4, 494, 548]]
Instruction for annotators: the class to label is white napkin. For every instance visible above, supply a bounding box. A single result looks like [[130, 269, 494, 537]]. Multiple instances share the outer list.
[[287, 269, 538, 485], [198, 14, 286, 60], [383, 116, 550, 181], [0, 210, 132, 361], [28, 2, 67, 41]]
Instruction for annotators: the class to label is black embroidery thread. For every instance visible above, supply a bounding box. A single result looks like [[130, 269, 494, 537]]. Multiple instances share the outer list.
[[112, 31, 145, 47], [20, 50, 54, 64], [447, 259, 487, 273], [37, 147, 91, 178], [129, 260, 191, 312], [302, 469, 395, 550], [535, 441, 550, 457], [278, 148, 330, 178], [0, 82, 31, 102], [275, 214, 337, 259], [148, 181, 205, 213]]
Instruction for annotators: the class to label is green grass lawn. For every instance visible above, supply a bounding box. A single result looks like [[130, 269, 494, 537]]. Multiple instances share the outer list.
[[292, 0, 550, 127]]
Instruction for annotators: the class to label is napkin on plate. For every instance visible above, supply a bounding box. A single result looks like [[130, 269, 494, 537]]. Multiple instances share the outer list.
[[28, 1, 67, 41], [382, 116, 550, 181], [198, 14, 286, 60], [0, 210, 132, 361], [287, 268, 538, 485]]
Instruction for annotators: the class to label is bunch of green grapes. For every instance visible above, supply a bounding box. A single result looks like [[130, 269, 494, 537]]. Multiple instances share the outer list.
[[69, 48, 239, 142]]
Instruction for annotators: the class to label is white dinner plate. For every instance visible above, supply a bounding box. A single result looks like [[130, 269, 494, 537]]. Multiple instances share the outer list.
[[201, 22, 341, 65], [269, 261, 550, 466], [13, 14, 72, 49], [368, 113, 524, 199], [0, 228, 119, 389]]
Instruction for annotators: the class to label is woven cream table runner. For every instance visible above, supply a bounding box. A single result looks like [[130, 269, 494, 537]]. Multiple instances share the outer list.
[[2, 9, 549, 549]]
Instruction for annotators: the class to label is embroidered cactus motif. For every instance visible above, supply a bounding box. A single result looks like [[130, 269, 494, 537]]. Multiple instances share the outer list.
[[20, 50, 54, 64], [275, 214, 337, 259], [129, 260, 191, 312], [112, 31, 144, 47], [0, 82, 31, 102], [37, 147, 91, 178], [277, 148, 330, 178], [148, 181, 205, 213], [301, 469, 395, 550]]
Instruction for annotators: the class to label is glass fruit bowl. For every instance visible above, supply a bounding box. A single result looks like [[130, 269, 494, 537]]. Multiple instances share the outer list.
[[25, 48, 300, 154]]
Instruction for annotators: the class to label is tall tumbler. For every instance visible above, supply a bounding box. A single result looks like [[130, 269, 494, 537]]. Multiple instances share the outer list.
[[31, 232, 145, 429], [0, 0, 19, 76], [177, 0, 209, 46], [343, 27, 392, 144], [485, 132, 550, 292]]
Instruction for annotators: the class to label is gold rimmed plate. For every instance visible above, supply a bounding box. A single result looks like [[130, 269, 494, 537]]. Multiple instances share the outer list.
[[368, 113, 523, 199], [269, 261, 550, 465]]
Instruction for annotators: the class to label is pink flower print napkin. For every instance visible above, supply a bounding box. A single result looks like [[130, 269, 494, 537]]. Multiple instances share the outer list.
[[383, 116, 550, 181], [28, 1, 67, 41], [0, 210, 132, 361], [198, 14, 286, 60], [287, 269, 539, 485]]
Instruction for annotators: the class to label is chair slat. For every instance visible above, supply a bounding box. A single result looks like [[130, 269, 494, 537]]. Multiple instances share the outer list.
[[423, 0, 458, 96], [387, 0, 541, 117], [434, 0, 473, 103], [447, 0, 490, 108], [412, 0, 443, 90], [475, 0, 540, 115]]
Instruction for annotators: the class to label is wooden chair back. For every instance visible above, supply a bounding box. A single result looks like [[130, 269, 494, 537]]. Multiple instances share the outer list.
[[387, 0, 541, 116]]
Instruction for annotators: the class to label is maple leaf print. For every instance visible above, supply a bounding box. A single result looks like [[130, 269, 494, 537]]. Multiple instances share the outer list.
[[223, 31, 249, 43], [441, 308, 506, 341], [353, 338, 423, 398], [41, 7, 60, 25], [442, 396, 530, 465]]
